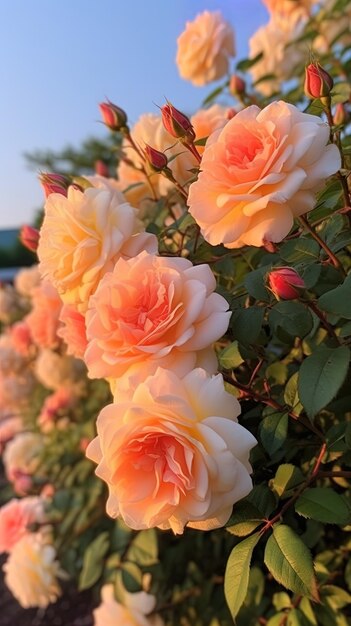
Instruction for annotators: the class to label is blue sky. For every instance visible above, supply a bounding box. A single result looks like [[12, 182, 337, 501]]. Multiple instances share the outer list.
[[0, 0, 268, 229]]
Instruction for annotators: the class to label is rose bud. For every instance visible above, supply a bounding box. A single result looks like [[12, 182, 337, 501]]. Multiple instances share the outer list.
[[334, 103, 349, 126], [229, 74, 246, 97], [99, 101, 128, 131], [94, 160, 109, 177], [267, 267, 305, 300], [161, 102, 195, 143], [20, 225, 40, 253], [144, 144, 168, 172], [304, 62, 334, 99], [39, 172, 70, 198]]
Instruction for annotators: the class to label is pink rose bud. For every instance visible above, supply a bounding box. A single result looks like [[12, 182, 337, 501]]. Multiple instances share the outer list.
[[39, 172, 70, 198], [334, 103, 349, 126], [304, 62, 334, 99], [268, 267, 305, 300], [19, 225, 40, 252], [94, 160, 109, 177], [144, 144, 168, 171], [161, 102, 195, 143], [99, 101, 128, 131], [229, 74, 246, 96]]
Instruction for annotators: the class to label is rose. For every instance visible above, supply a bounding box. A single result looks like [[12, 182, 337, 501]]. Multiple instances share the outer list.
[[38, 387, 76, 432], [262, 0, 317, 23], [84, 251, 231, 381], [3, 432, 42, 483], [25, 280, 62, 349], [34, 348, 86, 392], [176, 10, 235, 86], [0, 497, 46, 553], [14, 265, 41, 298], [191, 104, 229, 155], [3, 531, 61, 608], [37, 186, 158, 313], [57, 304, 88, 359], [93, 585, 164, 626], [0, 417, 23, 453], [188, 101, 341, 248], [248, 18, 306, 96], [86, 368, 256, 534]]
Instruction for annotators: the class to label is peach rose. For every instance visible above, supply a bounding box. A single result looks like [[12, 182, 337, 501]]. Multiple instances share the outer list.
[[176, 11, 235, 86], [38, 387, 76, 432], [3, 432, 42, 483], [3, 531, 61, 608], [34, 348, 86, 391], [93, 585, 164, 626], [313, 0, 351, 53], [0, 370, 35, 413], [191, 104, 229, 156], [84, 251, 230, 380], [0, 416, 23, 453], [58, 304, 87, 359], [14, 265, 41, 298], [9, 321, 33, 356], [248, 18, 306, 96], [37, 186, 158, 313], [263, 0, 317, 22], [0, 497, 46, 553], [86, 368, 256, 534], [188, 101, 341, 248], [0, 285, 26, 324], [25, 280, 62, 349], [119, 113, 196, 199]]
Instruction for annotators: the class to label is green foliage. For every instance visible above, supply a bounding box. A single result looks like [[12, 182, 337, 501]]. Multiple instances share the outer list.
[[224, 532, 260, 621]]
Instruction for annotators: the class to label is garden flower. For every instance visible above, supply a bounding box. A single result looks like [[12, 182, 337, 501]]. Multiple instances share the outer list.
[[34, 348, 86, 392], [37, 186, 158, 313], [84, 251, 230, 380], [93, 585, 164, 626], [176, 10, 235, 86], [14, 265, 41, 298], [188, 100, 341, 248], [3, 531, 62, 608], [86, 368, 256, 534], [0, 497, 46, 553], [268, 267, 305, 299], [191, 104, 229, 155], [25, 280, 63, 349], [3, 432, 42, 484], [58, 304, 88, 359]]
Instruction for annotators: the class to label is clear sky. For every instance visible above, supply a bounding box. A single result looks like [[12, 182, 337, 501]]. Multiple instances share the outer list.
[[0, 0, 268, 229]]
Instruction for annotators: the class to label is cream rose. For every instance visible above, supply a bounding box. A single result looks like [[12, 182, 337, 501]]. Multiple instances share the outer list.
[[0, 497, 46, 553], [84, 251, 230, 380], [3, 531, 61, 608], [188, 101, 341, 248], [86, 368, 256, 534], [3, 432, 42, 483], [176, 10, 235, 86], [37, 186, 158, 313], [93, 585, 164, 626], [191, 104, 229, 155], [248, 18, 306, 96]]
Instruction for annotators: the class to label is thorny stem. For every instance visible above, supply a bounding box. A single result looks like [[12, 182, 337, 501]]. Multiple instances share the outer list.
[[222, 373, 324, 439], [259, 442, 327, 535], [184, 141, 202, 164], [298, 215, 346, 275], [304, 299, 342, 344]]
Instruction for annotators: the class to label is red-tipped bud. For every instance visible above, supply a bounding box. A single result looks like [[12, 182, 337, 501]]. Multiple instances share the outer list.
[[99, 101, 128, 131], [39, 172, 70, 198], [229, 74, 246, 96], [304, 63, 334, 99], [94, 160, 109, 177], [334, 103, 349, 126], [268, 267, 305, 300], [20, 225, 40, 253], [161, 102, 195, 143], [144, 144, 168, 172]]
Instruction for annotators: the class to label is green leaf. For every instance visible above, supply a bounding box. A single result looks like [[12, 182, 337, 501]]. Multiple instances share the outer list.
[[224, 532, 260, 621], [226, 501, 263, 537], [284, 372, 302, 412], [266, 362, 288, 386], [121, 561, 143, 592], [318, 274, 351, 319], [260, 412, 288, 455], [218, 341, 244, 370], [79, 531, 109, 590], [279, 239, 320, 264], [298, 345, 350, 418], [295, 488, 351, 525], [264, 525, 319, 600], [236, 53, 263, 71], [331, 81, 351, 104], [273, 591, 291, 610], [231, 306, 265, 344], [271, 464, 304, 498], [244, 266, 271, 301], [202, 83, 227, 107], [269, 302, 313, 338], [126, 529, 158, 566]]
